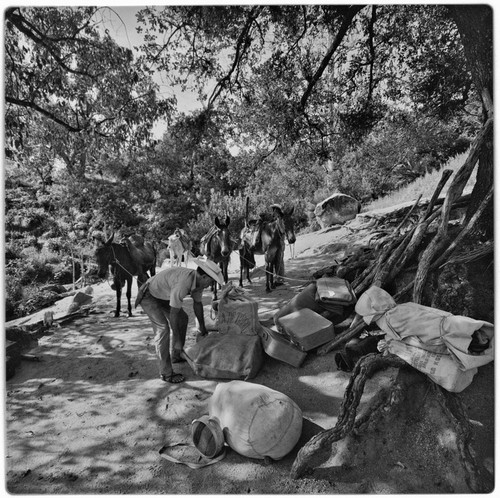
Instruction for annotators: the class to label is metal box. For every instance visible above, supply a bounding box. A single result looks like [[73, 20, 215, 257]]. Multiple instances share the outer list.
[[258, 325, 307, 368], [277, 308, 334, 351]]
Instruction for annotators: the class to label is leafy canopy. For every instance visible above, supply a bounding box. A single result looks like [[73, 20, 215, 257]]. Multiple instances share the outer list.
[[5, 6, 173, 175]]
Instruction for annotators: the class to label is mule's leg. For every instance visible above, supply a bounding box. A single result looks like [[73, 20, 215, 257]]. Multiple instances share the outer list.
[[137, 270, 148, 288], [150, 263, 156, 277], [212, 281, 218, 301], [239, 260, 244, 287], [219, 261, 228, 284], [243, 248, 253, 284], [126, 277, 133, 317], [115, 278, 122, 317], [265, 248, 278, 292], [265, 261, 273, 292]]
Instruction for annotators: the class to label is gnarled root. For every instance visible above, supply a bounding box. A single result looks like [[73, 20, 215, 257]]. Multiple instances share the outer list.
[[290, 353, 406, 479]]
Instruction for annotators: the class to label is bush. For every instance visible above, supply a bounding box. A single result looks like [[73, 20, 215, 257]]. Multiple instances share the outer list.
[[321, 110, 468, 202], [5, 277, 23, 321], [20, 245, 61, 265], [21, 287, 61, 316]]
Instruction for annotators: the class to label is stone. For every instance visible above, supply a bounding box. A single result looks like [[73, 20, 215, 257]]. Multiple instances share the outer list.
[[314, 193, 361, 228]]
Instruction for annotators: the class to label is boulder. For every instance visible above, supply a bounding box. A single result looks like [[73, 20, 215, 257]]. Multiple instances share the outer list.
[[314, 193, 361, 228]]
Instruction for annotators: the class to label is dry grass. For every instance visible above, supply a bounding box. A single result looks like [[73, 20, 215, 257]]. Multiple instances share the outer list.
[[363, 151, 476, 212]]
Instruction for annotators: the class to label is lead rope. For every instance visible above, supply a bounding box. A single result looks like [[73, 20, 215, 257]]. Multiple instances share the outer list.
[[106, 245, 141, 289], [231, 248, 311, 284]]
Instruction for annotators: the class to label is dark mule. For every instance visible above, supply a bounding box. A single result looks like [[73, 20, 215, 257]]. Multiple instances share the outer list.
[[238, 232, 256, 287], [244, 202, 296, 293], [93, 233, 156, 317], [200, 216, 232, 300]]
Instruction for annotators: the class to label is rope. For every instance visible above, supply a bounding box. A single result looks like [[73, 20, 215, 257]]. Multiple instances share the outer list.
[[109, 243, 311, 286], [231, 248, 311, 284], [110, 245, 139, 281]]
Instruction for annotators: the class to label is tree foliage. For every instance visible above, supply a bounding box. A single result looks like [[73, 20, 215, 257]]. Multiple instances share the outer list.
[[5, 7, 174, 176], [137, 5, 478, 155], [136, 4, 490, 230]]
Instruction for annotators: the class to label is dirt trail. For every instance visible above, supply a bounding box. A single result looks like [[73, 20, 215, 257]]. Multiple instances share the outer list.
[[4, 223, 494, 494]]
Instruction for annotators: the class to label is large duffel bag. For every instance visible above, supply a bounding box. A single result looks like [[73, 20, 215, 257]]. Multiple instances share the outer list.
[[183, 333, 264, 380]]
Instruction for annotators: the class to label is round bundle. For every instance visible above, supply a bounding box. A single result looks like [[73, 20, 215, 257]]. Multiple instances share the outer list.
[[209, 380, 303, 460]]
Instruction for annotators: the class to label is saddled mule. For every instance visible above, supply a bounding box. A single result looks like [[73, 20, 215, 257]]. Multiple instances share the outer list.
[[200, 216, 232, 300], [244, 202, 296, 293], [93, 233, 156, 317], [167, 228, 192, 267]]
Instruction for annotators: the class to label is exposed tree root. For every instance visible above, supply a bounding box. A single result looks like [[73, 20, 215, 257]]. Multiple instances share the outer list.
[[291, 354, 487, 492], [290, 353, 406, 479]]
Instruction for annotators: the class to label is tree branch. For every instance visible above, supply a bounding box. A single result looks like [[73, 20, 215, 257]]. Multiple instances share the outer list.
[[300, 5, 364, 110], [413, 117, 493, 302], [208, 6, 264, 108]]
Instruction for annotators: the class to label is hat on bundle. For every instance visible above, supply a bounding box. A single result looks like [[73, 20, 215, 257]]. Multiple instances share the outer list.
[[193, 257, 225, 286], [354, 285, 396, 324]]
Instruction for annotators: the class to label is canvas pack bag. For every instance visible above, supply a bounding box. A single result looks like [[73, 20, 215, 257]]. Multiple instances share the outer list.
[[378, 337, 477, 393], [217, 283, 259, 335], [208, 381, 303, 460], [183, 333, 264, 380]]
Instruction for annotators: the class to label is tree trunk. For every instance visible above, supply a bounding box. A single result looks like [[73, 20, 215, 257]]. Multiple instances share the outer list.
[[446, 5, 493, 238]]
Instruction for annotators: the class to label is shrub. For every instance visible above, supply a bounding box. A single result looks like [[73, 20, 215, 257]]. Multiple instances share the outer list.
[[5, 277, 23, 321], [321, 110, 468, 202], [21, 287, 61, 316]]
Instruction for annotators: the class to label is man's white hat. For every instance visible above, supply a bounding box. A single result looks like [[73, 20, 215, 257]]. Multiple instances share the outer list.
[[192, 257, 225, 286]]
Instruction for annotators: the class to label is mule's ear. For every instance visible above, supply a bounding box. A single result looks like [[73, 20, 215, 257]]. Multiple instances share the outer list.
[[93, 236, 103, 248], [214, 216, 221, 228], [225, 216, 230, 226], [105, 232, 114, 245]]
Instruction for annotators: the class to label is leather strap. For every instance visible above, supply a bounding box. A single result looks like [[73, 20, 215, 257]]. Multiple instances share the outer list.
[[159, 443, 226, 469]]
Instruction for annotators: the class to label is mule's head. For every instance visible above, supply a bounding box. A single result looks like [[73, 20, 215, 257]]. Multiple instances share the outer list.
[[93, 233, 114, 279], [282, 206, 296, 244], [214, 215, 231, 258]]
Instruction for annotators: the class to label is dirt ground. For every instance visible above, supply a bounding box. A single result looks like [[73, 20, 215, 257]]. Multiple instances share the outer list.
[[4, 220, 494, 494]]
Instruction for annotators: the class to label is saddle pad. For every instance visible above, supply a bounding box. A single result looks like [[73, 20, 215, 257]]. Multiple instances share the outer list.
[[316, 277, 356, 305]]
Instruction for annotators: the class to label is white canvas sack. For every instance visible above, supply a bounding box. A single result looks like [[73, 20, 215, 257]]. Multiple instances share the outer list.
[[208, 381, 303, 460], [356, 286, 494, 371]]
